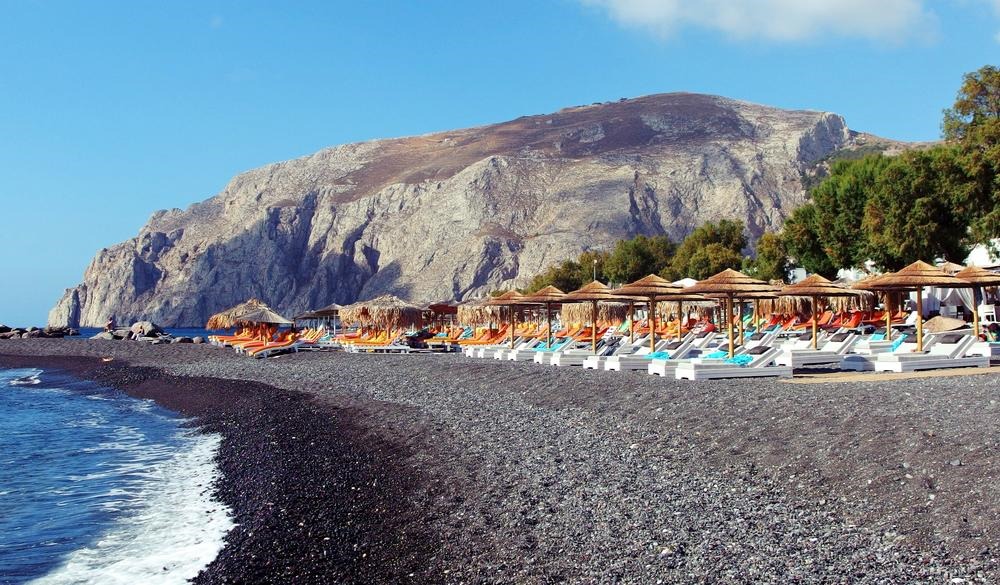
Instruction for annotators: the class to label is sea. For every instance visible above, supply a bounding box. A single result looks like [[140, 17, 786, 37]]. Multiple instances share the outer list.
[[0, 367, 233, 585]]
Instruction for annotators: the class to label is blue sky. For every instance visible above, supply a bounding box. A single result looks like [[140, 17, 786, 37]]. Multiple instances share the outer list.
[[1, 0, 997, 325]]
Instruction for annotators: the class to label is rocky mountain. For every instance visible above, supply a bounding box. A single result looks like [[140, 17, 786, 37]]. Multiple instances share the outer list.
[[50, 92, 877, 328]]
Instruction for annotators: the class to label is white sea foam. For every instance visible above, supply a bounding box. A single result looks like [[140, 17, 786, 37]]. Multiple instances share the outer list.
[[8, 369, 42, 386], [29, 432, 234, 585]]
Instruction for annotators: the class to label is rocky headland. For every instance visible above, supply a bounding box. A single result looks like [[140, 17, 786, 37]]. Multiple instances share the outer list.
[[48, 93, 903, 328]]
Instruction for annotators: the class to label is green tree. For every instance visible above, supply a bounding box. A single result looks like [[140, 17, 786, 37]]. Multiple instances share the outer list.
[[743, 231, 790, 282], [782, 204, 838, 278], [944, 65, 1000, 244], [603, 235, 676, 285], [862, 147, 972, 270], [662, 220, 746, 280]]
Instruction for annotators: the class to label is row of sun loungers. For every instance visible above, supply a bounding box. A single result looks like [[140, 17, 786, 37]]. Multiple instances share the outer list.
[[462, 316, 994, 380]]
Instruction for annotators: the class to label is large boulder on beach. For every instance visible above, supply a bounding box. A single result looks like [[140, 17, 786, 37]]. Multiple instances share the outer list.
[[90, 331, 116, 340], [171, 336, 193, 344], [22, 330, 43, 338], [192, 336, 205, 344], [0, 325, 10, 334], [129, 320, 163, 338]]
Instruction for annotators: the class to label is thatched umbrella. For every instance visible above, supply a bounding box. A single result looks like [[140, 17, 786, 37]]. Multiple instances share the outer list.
[[313, 302, 343, 317], [294, 310, 322, 320], [685, 269, 775, 358], [612, 275, 684, 354], [938, 261, 965, 275], [852, 274, 899, 339], [563, 281, 620, 354], [487, 291, 526, 349], [520, 286, 565, 349], [708, 288, 779, 344], [776, 274, 859, 349], [867, 260, 967, 352], [955, 266, 1000, 337], [237, 307, 293, 325], [206, 298, 268, 329], [340, 294, 423, 338], [457, 297, 501, 326], [561, 302, 629, 326]]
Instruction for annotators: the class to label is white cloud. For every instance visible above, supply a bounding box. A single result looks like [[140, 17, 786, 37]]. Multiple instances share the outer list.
[[582, 0, 936, 43]]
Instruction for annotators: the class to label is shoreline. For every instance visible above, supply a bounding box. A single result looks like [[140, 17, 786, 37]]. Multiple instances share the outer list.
[[0, 353, 439, 584], [3, 339, 1000, 582]]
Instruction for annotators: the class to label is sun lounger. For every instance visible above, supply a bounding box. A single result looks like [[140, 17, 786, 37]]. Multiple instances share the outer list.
[[646, 337, 701, 376], [872, 333, 989, 372], [774, 332, 860, 368], [674, 346, 793, 380], [841, 333, 924, 371], [606, 337, 692, 371]]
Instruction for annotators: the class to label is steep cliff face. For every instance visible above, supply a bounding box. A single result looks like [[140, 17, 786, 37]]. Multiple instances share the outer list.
[[50, 93, 858, 327]]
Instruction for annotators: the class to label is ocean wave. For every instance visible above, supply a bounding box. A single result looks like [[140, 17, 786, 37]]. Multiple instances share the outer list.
[[29, 432, 234, 585]]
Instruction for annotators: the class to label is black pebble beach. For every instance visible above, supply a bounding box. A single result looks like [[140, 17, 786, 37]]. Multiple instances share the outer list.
[[2, 339, 999, 583]]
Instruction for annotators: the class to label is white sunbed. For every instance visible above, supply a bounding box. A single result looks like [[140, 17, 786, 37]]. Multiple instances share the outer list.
[[645, 337, 702, 376], [840, 331, 939, 371], [604, 338, 681, 371], [582, 339, 640, 369], [774, 333, 860, 368], [873, 334, 989, 372], [674, 346, 793, 380]]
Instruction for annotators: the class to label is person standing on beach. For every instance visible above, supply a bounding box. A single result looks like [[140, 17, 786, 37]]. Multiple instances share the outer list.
[[105, 316, 115, 332]]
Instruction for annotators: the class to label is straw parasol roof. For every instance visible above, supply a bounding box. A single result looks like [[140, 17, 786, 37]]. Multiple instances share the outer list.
[[777, 274, 860, 299], [868, 261, 968, 352], [685, 269, 775, 357], [457, 297, 501, 326], [956, 266, 1000, 287], [340, 294, 422, 329], [777, 274, 859, 349], [684, 269, 775, 295], [562, 280, 620, 301], [206, 298, 268, 329], [938, 261, 965, 275], [294, 310, 322, 320], [612, 274, 683, 298], [563, 281, 620, 354], [486, 290, 526, 305], [313, 302, 344, 317], [869, 260, 966, 289], [237, 307, 293, 325], [561, 301, 629, 324], [520, 285, 566, 304]]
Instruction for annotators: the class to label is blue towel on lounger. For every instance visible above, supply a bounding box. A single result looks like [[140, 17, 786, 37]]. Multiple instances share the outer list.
[[890, 334, 908, 351], [705, 350, 728, 359], [647, 351, 670, 360], [725, 354, 753, 366]]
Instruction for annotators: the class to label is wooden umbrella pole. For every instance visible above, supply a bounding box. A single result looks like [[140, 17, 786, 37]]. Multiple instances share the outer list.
[[546, 302, 553, 349], [973, 286, 982, 338], [649, 296, 657, 354], [628, 301, 635, 344], [811, 295, 819, 350], [509, 306, 515, 349], [677, 300, 683, 342], [737, 300, 744, 346], [727, 295, 735, 358], [591, 301, 598, 354], [754, 299, 760, 330], [885, 292, 892, 341], [916, 287, 924, 352]]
